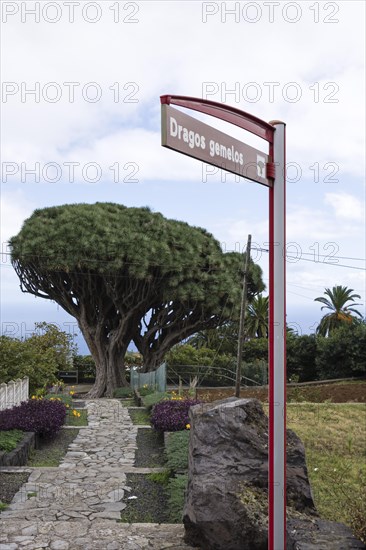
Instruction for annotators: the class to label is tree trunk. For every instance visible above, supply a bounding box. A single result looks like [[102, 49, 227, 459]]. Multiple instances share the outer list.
[[141, 349, 166, 373], [87, 359, 107, 398], [105, 343, 128, 396], [78, 321, 128, 398]]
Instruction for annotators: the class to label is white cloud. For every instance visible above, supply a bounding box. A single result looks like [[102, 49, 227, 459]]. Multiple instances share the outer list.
[[1, 0, 365, 336], [0, 190, 34, 245], [325, 192, 365, 221]]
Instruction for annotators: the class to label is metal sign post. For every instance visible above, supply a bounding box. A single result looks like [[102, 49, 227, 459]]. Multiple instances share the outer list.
[[269, 121, 286, 550], [160, 95, 286, 550]]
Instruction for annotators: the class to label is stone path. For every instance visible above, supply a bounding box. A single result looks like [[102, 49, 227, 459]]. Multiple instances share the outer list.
[[0, 399, 194, 549]]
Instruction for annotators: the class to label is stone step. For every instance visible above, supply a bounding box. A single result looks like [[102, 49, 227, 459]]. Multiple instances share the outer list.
[[0, 519, 195, 549]]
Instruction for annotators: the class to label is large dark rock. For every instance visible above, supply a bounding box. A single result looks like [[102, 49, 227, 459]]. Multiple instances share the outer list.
[[183, 398, 364, 550]]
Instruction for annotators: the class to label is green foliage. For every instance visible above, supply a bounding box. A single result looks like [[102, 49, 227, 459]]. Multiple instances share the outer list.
[[147, 469, 171, 485], [0, 323, 76, 392], [286, 333, 317, 382], [10, 203, 222, 280], [125, 351, 143, 368], [315, 285, 363, 336], [165, 431, 190, 472], [288, 403, 366, 543], [242, 360, 268, 386], [73, 355, 95, 379], [243, 338, 268, 363], [0, 429, 24, 452], [164, 430, 190, 524], [188, 322, 238, 355], [316, 323, 366, 379], [43, 393, 73, 407], [246, 294, 269, 338], [167, 343, 239, 386], [167, 474, 188, 523], [66, 409, 88, 426], [138, 386, 155, 396], [10, 203, 264, 396], [348, 469, 366, 543], [128, 409, 150, 425], [113, 387, 134, 398], [134, 251, 265, 371], [142, 392, 170, 411], [166, 344, 215, 381]]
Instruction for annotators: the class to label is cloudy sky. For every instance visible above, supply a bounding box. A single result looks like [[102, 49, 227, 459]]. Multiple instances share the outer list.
[[1, 0, 365, 353]]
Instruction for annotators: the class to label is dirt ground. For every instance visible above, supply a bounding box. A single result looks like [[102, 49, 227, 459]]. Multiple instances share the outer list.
[[196, 382, 366, 403]]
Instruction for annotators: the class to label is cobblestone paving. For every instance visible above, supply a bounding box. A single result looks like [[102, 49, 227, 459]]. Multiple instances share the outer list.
[[0, 399, 194, 549]]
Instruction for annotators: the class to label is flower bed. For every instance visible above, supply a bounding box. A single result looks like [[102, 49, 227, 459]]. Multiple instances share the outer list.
[[150, 398, 201, 432], [0, 399, 67, 438]]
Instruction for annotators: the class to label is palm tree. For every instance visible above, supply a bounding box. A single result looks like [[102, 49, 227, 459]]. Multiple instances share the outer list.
[[314, 285, 363, 336], [246, 294, 269, 338]]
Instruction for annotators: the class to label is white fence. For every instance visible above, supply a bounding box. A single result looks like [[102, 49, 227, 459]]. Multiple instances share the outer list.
[[0, 377, 29, 411]]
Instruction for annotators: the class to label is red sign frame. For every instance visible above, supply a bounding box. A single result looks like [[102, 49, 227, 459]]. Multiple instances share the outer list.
[[160, 94, 287, 550]]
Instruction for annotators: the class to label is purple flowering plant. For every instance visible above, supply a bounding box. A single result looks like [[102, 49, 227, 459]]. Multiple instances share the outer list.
[[150, 398, 201, 432], [0, 398, 67, 438]]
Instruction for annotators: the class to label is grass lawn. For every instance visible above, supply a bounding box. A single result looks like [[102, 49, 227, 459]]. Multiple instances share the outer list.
[[0, 430, 24, 453], [128, 408, 150, 425], [27, 428, 79, 467], [65, 408, 88, 426], [119, 399, 135, 407], [285, 402, 366, 541]]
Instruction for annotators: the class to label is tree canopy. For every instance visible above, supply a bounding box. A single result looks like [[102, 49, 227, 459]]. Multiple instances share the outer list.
[[10, 203, 264, 397], [314, 285, 363, 336], [246, 294, 269, 338], [133, 251, 264, 371]]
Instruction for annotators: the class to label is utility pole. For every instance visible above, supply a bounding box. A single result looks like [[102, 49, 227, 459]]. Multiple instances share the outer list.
[[235, 234, 252, 398]]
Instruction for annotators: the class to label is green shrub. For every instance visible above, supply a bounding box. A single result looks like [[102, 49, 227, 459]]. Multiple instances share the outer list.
[[242, 359, 268, 386], [0, 429, 24, 453], [138, 386, 155, 397], [165, 431, 190, 472], [167, 474, 188, 523], [147, 469, 171, 485], [43, 393, 73, 407], [316, 323, 366, 379], [0, 323, 76, 392]]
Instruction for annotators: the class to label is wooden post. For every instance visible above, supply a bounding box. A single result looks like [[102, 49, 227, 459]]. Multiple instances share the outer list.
[[235, 235, 252, 398]]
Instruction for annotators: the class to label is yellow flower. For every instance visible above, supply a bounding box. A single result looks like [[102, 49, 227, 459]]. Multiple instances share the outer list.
[[186, 424, 191, 430], [69, 391, 75, 395]]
